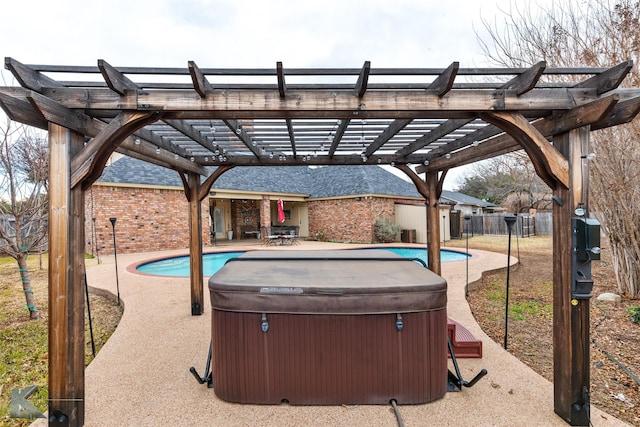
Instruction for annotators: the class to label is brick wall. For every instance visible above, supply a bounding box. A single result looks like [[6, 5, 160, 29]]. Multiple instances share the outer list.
[[84, 185, 210, 255], [85, 185, 424, 251], [308, 197, 396, 243], [231, 199, 261, 239]]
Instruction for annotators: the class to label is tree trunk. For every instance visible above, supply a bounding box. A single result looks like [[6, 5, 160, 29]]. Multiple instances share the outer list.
[[18, 254, 40, 320]]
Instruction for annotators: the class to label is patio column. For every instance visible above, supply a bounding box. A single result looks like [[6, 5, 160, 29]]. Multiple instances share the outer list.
[[261, 195, 271, 231], [426, 172, 441, 275], [187, 172, 204, 315], [552, 127, 591, 425], [48, 124, 86, 426]]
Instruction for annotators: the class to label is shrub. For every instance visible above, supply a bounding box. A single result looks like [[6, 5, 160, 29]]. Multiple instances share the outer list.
[[628, 305, 640, 324], [374, 219, 402, 243]]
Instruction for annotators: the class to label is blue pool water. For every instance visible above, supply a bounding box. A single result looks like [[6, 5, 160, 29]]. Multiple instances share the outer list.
[[367, 247, 469, 264], [136, 248, 469, 277], [137, 251, 246, 277]]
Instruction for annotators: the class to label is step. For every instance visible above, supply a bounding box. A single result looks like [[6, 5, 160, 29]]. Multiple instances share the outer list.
[[447, 318, 483, 358]]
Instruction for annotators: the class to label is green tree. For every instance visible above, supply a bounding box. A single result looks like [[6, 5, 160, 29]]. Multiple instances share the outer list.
[[456, 175, 491, 202], [479, 0, 640, 296], [456, 152, 552, 212], [0, 117, 48, 319]]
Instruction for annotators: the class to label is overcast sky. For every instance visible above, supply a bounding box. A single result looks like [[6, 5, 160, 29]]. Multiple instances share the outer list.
[[0, 0, 550, 189]]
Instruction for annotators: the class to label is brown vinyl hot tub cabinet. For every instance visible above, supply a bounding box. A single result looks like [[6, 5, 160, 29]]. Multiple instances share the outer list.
[[208, 250, 448, 405]]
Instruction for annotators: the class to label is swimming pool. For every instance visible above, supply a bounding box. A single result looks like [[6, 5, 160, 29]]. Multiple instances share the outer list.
[[136, 248, 469, 277]]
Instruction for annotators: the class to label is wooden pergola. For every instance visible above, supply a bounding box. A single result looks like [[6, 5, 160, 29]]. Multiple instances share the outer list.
[[1, 57, 640, 426]]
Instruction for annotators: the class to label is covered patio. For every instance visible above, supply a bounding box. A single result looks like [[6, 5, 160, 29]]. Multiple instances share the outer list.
[[1, 58, 640, 425]]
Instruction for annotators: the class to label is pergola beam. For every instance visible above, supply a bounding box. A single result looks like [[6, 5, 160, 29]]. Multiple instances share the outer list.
[[98, 59, 138, 95], [277, 61, 287, 98], [574, 60, 633, 95], [420, 94, 620, 174], [192, 152, 427, 166], [26, 90, 95, 135], [502, 61, 546, 95], [418, 124, 503, 166], [4, 57, 64, 92], [395, 118, 474, 159], [188, 60, 214, 98], [328, 119, 350, 157], [364, 119, 412, 157], [38, 87, 600, 114], [354, 61, 370, 97], [129, 131, 207, 174], [427, 62, 458, 96], [164, 119, 216, 152], [71, 111, 162, 189], [592, 96, 640, 130], [115, 146, 175, 171], [222, 119, 261, 157], [23, 90, 204, 175], [481, 111, 569, 189], [286, 119, 297, 157], [0, 92, 48, 129]]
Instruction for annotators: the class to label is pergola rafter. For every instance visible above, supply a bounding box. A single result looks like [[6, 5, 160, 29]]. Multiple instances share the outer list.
[[1, 57, 639, 427]]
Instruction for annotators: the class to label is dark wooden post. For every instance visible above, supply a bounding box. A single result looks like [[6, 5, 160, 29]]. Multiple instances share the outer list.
[[426, 172, 441, 275], [182, 165, 233, 315], [188, 172, 204, 315], [48, 124, 85, 426], [553, 127, 591, 425]]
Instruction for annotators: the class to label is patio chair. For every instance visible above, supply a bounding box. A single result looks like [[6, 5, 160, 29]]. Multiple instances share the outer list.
[[261, 226, 278, 246], [287, 229, 300, 245]]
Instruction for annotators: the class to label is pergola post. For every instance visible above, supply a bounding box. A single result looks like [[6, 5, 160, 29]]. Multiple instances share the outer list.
[[48, 124, 86, 426], [187, 172, 204, 315], [553, 127, 591, 425], [184, 166, 234, 315], [425, 172, 441, 275]]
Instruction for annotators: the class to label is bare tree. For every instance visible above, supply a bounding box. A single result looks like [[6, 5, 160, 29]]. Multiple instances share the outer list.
[[0, 117, 48, 319], [458, 151, 552, 212], [479, 0, 640, 297]]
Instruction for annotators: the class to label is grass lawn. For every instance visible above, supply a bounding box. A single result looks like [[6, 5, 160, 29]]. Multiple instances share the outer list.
[[447, 234, 640, 425], [0, 254, 122, 426]]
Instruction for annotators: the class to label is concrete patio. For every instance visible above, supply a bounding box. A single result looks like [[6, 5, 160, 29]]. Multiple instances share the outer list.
[[37, 240, 627, 426]]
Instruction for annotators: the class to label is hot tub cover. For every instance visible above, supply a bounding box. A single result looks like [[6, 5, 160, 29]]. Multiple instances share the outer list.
[[208, 249, 447, 315]]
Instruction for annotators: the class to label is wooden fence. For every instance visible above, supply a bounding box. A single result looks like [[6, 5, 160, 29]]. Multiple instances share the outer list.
[[452, 212, 552, 238]]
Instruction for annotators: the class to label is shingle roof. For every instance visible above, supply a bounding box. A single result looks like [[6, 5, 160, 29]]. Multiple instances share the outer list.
[[440, 190, 498, 208], [99, 156, 184, 187], [309, 165, 421, 198], [216, 166, 312, 195], [98, 157, 423, 199]]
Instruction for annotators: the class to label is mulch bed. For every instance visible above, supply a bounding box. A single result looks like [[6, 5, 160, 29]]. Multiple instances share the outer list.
[[465, 239, 639, 425]]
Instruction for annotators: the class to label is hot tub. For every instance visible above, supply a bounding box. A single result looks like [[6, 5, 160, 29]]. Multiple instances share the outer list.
[[208, 250, 448, 405]]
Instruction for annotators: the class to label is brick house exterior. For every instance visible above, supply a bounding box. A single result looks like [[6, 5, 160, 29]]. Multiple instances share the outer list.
[[86, 157, 449, 254], [85, 184, 210, 256], [308, 197, 424, 243]]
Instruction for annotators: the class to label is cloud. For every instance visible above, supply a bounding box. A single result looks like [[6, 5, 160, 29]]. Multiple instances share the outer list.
[[1, 0, 512, 68]]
